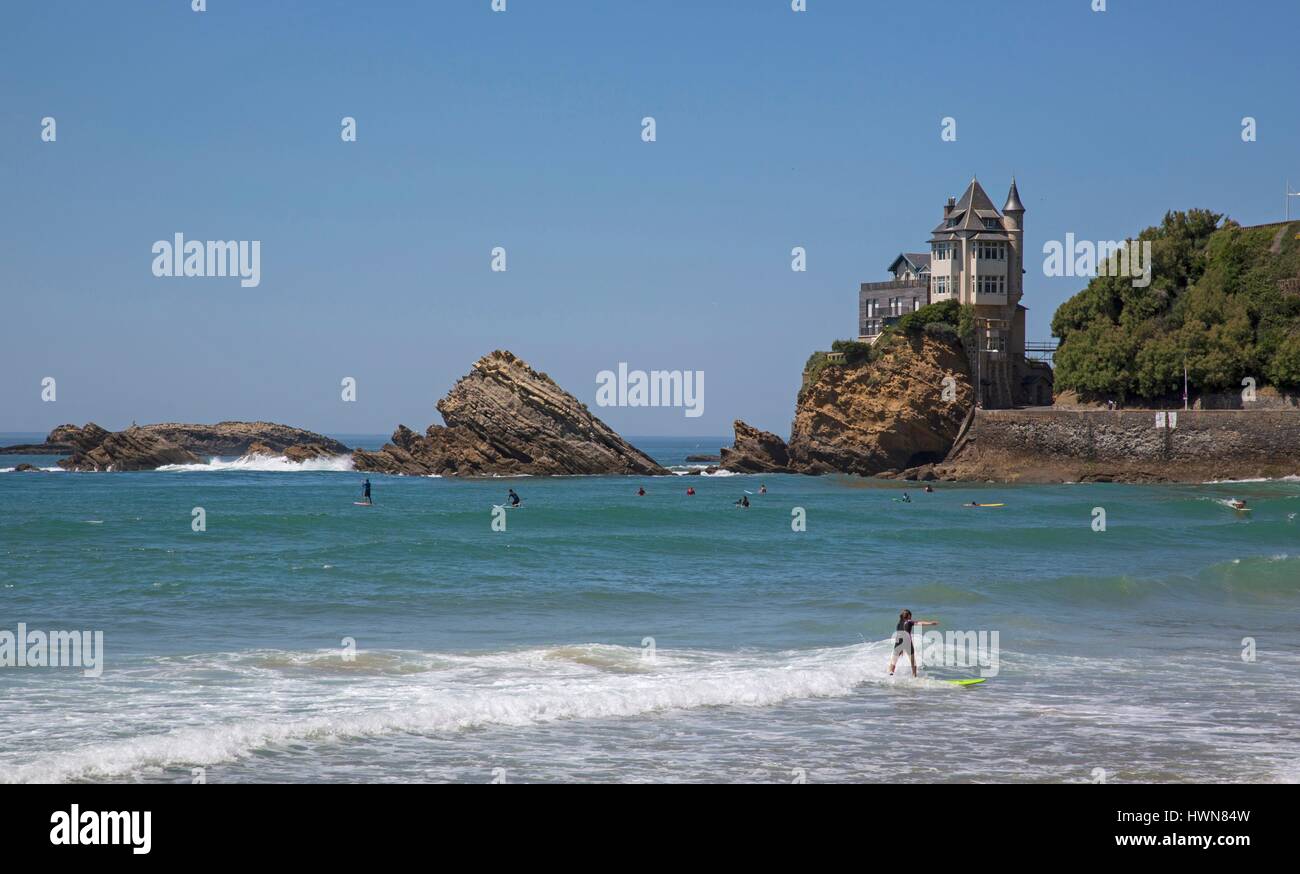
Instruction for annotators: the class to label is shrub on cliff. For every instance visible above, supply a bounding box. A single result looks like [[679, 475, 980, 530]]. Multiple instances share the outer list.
[[830, 339, 873, 365], [923, 322, 959, 341], [897, 299, 961, 335], [1052, 210, 1300, 401]]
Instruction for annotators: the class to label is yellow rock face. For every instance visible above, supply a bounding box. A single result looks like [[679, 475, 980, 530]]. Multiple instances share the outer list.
[[788, 334, 974, 476]]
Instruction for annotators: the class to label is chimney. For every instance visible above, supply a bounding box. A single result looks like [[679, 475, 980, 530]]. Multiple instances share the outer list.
[[943, 196, 956, 218]]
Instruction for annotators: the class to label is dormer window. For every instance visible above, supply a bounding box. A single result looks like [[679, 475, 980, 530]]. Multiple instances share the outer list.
[[983, 218, 999, 230]]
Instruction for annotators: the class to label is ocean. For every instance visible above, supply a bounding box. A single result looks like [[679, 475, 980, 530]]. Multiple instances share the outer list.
[[2, 433, 1298, 784]]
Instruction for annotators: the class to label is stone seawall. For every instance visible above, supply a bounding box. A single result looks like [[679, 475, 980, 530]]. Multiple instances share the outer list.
[[931, 409, 1300, 483]]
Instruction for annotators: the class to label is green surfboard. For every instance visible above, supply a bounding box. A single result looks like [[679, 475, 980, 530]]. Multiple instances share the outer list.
[[946, 678, 987, 687]]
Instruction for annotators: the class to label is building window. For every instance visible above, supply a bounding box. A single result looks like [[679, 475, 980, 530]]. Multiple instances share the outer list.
[[983, 218, 999, 230], [976, 275, 1006, 296], [934, 276, 950, 296], [976, 242, 1005, 260], [933, 243, 952, 261]]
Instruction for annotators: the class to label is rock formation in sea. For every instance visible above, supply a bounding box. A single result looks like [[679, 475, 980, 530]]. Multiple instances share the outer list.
[[353, 350, 669, 477], [44, 422, 350, 471], [282, 443, 341, 463], [57, 426, 201, 471], [133, 422, 349, 456], [718, 420, 790, 473], [0, 441, 75, 455], [720, 332, 973, 476]]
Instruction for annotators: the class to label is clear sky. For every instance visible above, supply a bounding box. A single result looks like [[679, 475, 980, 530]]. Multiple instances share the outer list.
[[3, 0, 1297, 438]]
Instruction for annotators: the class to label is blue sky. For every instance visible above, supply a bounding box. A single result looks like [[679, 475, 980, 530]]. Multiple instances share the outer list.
[[3, 0, 1297, 438]]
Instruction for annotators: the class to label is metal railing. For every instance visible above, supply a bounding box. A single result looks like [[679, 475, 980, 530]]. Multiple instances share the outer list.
[[1025, 339, 1059, 362]]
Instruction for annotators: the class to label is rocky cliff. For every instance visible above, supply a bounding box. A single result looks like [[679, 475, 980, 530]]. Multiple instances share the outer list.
[[721, 333, 973, 476], [788, 333, 972, 474], [353, 350, 669, 477]]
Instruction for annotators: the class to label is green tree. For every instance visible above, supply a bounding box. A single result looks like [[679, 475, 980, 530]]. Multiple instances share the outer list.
[[1049, 208, 1300, 400]]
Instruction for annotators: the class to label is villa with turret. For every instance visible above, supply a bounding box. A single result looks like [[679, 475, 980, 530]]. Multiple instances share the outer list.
[[858, 177, 1052, 408]]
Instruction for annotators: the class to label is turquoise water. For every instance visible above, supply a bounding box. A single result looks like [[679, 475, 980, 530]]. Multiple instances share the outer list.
[[2, 434, 1298, 783]]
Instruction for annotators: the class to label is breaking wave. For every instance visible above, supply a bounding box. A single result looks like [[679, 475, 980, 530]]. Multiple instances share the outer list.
[[0, 640, 965, 783], [156, 454, 355, 473]]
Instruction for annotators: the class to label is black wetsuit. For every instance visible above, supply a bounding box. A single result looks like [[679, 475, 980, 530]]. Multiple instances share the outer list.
[[508, 491, 520, 507], [363, 480, 371, 501], [895, 618, 915, 652]]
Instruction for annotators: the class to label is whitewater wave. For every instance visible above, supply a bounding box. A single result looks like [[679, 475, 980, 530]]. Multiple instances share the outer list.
[[0, 640, 956, 783], [669, 466, 736, 477], [1203, 475, 1300, 484], [156, 454, 355, 473]]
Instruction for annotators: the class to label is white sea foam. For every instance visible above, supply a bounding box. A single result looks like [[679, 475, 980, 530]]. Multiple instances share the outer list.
[[0, 641, 945, 783], [156, 454, 355, 473], [1272, 761, 1300, 784]]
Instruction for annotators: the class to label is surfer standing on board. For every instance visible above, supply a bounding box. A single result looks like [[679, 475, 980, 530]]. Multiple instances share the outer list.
[[888, 609, 939, 678], [362, 478, 372, 505]]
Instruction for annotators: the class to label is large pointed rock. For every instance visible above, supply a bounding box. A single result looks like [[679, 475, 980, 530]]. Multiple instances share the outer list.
[[354, 350, 669, 476], [720, 420, 790, 472]]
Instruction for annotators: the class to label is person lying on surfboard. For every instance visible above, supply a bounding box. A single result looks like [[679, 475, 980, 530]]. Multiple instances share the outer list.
[[888, 609, 938, 678], [362, 478, 372, 505], [735, 495, 749, 508], [1230, 498, 1248, 511], [508, 488, 521, 508]]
